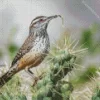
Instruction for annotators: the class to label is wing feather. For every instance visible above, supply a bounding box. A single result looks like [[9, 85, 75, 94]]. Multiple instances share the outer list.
[[11, 33, 35, 67]]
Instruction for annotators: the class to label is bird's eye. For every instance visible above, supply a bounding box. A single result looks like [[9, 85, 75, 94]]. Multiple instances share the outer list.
[[40, 19, 44, 22]]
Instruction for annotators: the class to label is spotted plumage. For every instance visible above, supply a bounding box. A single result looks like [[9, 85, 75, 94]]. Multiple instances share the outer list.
[[0, 15, 60, 87], [11, 33, 35, 67]]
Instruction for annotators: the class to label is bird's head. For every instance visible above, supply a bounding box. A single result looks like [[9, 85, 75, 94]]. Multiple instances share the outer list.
[[29, 15, 61, 33]]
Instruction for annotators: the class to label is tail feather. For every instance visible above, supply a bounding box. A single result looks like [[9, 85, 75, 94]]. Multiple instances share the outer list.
[[0, 66, 18, 87]]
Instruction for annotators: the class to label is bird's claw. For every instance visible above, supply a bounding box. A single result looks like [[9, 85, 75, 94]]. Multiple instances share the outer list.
[[33, 72, 45, 86]]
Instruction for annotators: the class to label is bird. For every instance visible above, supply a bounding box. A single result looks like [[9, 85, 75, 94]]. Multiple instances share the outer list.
[[0, 15, 61, 87]]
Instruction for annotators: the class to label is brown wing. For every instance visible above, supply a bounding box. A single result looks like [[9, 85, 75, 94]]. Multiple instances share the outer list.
[[11, 33, 35, 67], [17, 52, 43, 70]]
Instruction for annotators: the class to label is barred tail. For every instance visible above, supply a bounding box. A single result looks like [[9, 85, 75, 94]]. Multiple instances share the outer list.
[[0, 66, 18, 87]]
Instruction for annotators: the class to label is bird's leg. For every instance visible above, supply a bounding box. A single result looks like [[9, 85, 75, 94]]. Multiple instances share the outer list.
[[32, 71, 45, 86], [28, 68, 34, 75], [25, 67, 35, 79], [25, 67, 43, 86]]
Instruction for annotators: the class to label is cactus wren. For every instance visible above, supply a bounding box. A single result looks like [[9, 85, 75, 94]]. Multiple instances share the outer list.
[[0, 15, 61, 87]]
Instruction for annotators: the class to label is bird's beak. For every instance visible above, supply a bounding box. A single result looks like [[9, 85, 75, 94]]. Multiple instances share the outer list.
[[47, 15, 61, 21]]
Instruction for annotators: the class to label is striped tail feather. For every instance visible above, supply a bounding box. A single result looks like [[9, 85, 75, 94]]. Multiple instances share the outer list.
[[0, 66, 18, 87]]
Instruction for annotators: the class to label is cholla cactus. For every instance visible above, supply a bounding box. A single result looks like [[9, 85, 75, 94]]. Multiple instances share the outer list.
[[0, 33, 87, 100], [0, 76, 27, 100], [32, 35, 87, 100], [92, 70, 100, 100], [92, 87, 100, 100]]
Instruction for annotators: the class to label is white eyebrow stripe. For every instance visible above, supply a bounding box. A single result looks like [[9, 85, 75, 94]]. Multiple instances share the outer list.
[[31, 19, 39, 24], [30, 16, 47, 25]]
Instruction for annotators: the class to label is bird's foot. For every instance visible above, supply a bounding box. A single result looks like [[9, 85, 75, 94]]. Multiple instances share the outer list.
[[33, 72, 45, 86], [33, 76, 40, 86]]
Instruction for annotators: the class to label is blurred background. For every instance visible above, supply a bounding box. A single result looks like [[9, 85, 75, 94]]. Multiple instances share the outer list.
[[0, 0, 100, 99]]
